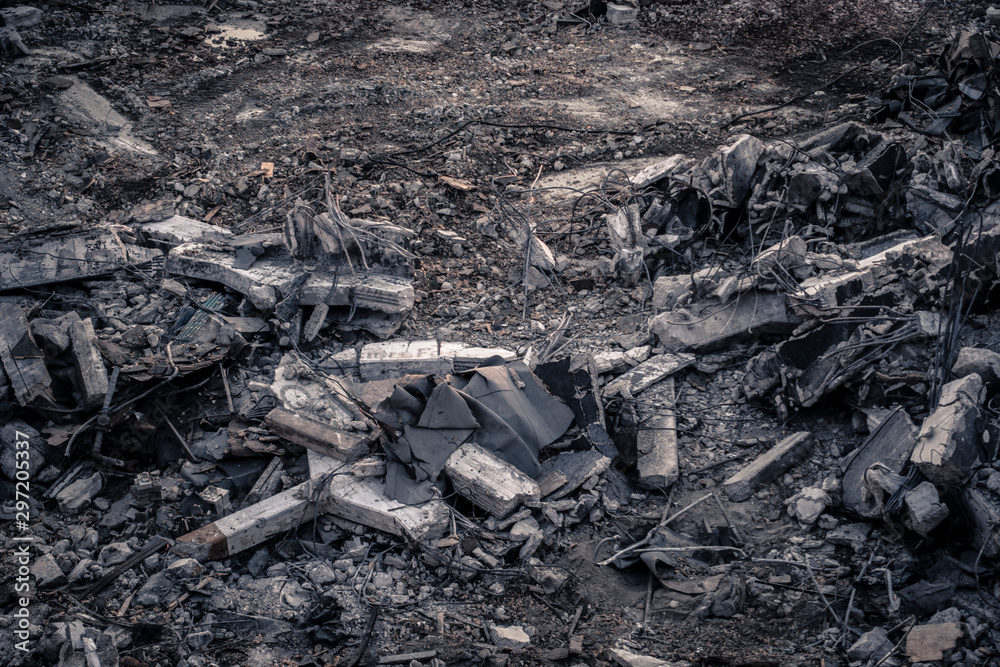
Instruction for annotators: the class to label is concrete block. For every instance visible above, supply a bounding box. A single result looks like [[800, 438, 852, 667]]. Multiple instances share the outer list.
[[56, 472, 103, 514], [911, 374, 985, 484], [606, 2, 638, 24], [952, 346, 1000, 385], [848, 628, 892, 662], [903, 481, 949, 537], [445, 443, 540, 518], [68, 318, 109, 409], [722, 432, 813, 501]]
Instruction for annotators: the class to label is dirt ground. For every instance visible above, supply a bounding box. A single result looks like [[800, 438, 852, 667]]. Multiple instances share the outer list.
[[0, 0, 993, 665]]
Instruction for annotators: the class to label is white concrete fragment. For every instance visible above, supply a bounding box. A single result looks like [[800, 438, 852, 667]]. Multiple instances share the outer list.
[[490, 624, 530, 650]]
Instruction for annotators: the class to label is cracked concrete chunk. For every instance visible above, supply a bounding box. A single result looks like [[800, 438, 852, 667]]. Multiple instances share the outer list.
[[848, 627, 893, 662], [911, 373, 985, 484], [952, 346, 1000, 385], [903, 481, 949, 537], [445, 443, 540, 518], [56, 473, 103, 514]]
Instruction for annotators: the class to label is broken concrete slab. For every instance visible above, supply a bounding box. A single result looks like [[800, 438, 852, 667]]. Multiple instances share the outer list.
[[911, 373, 985, 485], [651, 290, 800, 352], [137, 215, 236, 246], [607, 647, 674, 667], [537, 450, 612, 500], [788, 233, 945, 316], [68, 318, 109, 409], [635, 378, 679, 491], [445, 442, 541, 518], [631, 153, 692, 190], [265, 407, 373, 462], [718, 134, 765, 207], [56, 472, 103, 514], [58, 80, 158, 155], [722, 432, 814, 501], [324, 470, 451, 544], [602, 353, 694, 397], [489, 623, 530, 650], [166, 240, 414, 316], [0, 227, 162, 290]]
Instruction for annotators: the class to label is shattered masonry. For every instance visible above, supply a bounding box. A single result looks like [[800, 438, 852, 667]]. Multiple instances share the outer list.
[[6, 2, 1000, 667]]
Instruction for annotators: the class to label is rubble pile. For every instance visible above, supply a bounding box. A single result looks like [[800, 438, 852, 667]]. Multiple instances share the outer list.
[[5, 1, 1000, 666]]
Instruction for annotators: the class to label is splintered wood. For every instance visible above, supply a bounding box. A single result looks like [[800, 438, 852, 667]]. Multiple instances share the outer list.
[[906, 622, 963, 662]]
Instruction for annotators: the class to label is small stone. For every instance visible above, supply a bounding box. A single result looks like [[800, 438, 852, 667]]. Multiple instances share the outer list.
[[785, 487, 830, 525], [67, 558, 102, 586], [99, 542, 134, 566], [508, 517, 541, 542], [848, 628, 893, 662], [490, 624, 530, 650], [986, 470, 1000, 492], [373, 572, 394, 590], [31, 553, 67, 589], [167, 557, 206, 578], [135, 571, 175, 607], [186, 630, 214, 648]]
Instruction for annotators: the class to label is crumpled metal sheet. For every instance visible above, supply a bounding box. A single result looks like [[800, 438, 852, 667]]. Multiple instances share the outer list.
[[377, 359, 575, 504]]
